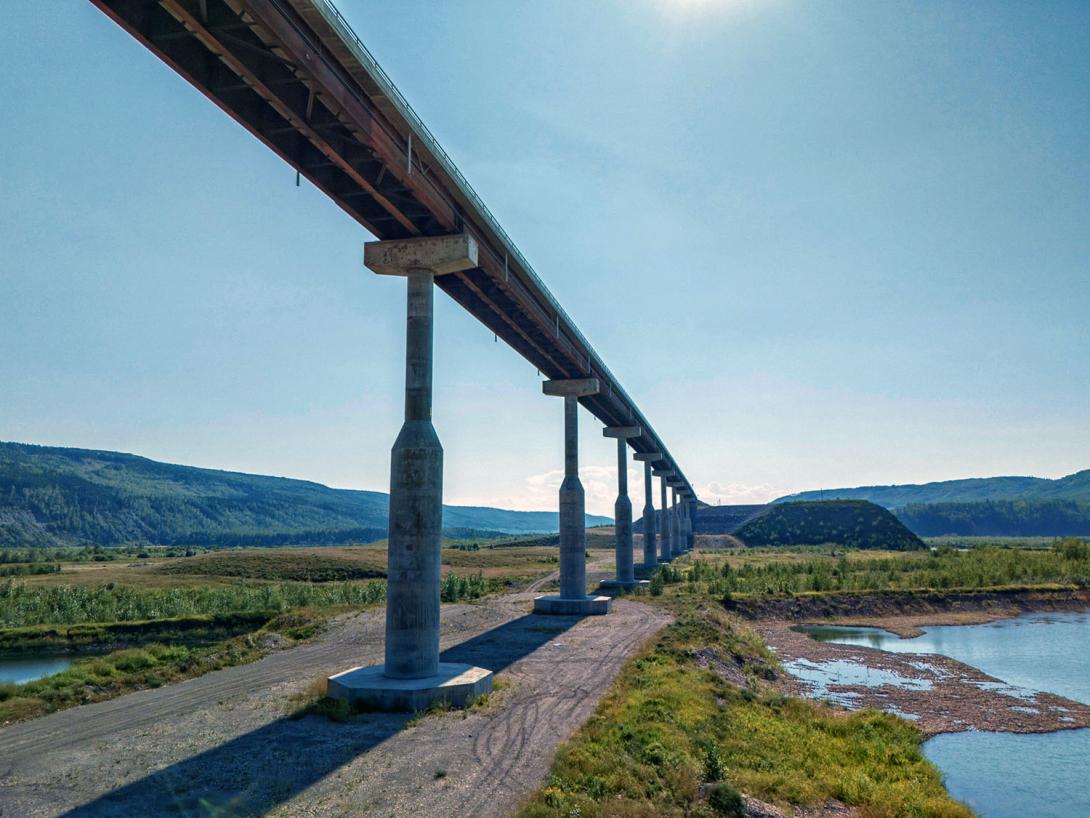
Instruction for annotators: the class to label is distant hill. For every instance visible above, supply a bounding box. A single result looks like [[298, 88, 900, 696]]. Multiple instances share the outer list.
[[774, 470, 1090, 509], [0, 442, 611, 548], [896, 499, 1090, 537], [773, 470, 1090, 537], [735, 500, 925, 550]]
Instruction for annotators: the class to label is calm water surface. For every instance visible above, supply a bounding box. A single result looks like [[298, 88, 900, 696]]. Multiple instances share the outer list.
[[798, 611, 1090, 818], [0, 654, 74, 685]]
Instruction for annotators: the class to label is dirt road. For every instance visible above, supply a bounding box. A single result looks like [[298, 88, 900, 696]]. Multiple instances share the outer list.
[[0, 571, 670, 818]]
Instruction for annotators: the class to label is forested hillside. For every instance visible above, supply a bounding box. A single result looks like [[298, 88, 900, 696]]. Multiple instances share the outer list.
[[896, 499, 1090, 537], [0, 442, 610, 547], [775, 470, 1090, 508], [775, 470, 1090, 536]]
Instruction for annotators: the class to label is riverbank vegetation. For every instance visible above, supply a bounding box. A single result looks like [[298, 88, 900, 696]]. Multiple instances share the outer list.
[[518, 599, 971, 818], [0, 613, 309, 723], [685, 541, 1090, 597], [522, 541, 1090, 816]]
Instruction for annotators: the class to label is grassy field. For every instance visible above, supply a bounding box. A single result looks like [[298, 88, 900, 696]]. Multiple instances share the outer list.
[[677, 540, 1090, 596], [922, 535, 1074, 550], [0, 535, 564, 724], [518, 598, 971, 818], [15, 541, 561, 589], [8, 534, 1080, 811], [518, 539, 1090, 817]]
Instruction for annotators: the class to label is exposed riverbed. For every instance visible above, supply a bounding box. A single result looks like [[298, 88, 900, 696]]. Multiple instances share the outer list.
[[765, 610, 1090, 818]]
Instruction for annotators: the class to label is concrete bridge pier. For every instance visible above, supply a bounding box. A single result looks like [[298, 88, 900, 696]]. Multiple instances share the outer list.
[[680, 497, 690, 552], [328, 234, 492, 711], [680, 494, 689, 551], [689, 500, 697, 549], [633, 452, 660, 572], [667, 484, 675, 562], [654, 469, 674, 563], [600, 426, 647, 591], [684, 497, 695, 550], [675, 496, 684, 553], [534, 379, 611, 615]]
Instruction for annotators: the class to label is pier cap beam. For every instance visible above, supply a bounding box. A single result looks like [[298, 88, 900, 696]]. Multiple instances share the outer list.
[[365, 233, 478, 276], [542, 378, 600, 398], [603, 426, 642, 439], [633, 452, 661, 462]]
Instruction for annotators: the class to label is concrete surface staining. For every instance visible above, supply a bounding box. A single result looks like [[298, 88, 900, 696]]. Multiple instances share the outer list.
[[329, 236, 491, 710]]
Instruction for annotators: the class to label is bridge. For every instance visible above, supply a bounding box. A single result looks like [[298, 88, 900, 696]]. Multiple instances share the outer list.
[[91, 0, 699, 709]]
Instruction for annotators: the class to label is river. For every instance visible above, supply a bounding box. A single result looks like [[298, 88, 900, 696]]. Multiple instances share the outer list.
[[799, 611, 1090, 818]]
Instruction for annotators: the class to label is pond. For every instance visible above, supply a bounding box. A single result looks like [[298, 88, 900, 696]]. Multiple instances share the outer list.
[[0, 654, 74, 685]]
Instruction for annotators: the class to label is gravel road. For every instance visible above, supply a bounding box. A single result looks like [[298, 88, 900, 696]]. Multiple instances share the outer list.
[[0, 572, 670, 818]]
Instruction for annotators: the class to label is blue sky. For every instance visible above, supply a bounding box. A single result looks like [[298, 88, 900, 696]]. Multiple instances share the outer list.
[[1, 1, 1087, 515]]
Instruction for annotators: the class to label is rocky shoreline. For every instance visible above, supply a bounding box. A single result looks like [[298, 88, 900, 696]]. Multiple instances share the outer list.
[[758, 605, 1090, 737]]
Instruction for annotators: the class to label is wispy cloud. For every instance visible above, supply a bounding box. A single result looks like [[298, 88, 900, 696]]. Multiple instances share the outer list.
[[696, 480, 782, 505], [448, 463, 646, 517], [449, 469, 786, 514]]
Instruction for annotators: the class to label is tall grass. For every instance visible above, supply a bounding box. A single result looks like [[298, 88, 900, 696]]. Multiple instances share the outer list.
[[518, 605, 971, 818], [686, 542, 1090, 597], [0, 571, 496, 628]]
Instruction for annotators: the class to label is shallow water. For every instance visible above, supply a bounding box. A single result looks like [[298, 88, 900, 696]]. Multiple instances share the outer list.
[[0, 654, 74, 685], [799, 611, 1090, 703], [797, 611, 1090, 817], [782, 656, 930, 708]]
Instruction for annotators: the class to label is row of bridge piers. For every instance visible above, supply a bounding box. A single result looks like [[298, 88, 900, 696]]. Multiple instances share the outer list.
[[328, 234, 696, 711]]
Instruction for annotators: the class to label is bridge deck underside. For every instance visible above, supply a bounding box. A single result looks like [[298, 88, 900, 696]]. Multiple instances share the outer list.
[[91, 0, 694, 496]]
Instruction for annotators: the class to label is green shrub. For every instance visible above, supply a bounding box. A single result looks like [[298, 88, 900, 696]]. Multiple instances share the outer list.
[[708, 782, 744, 817], [703, 743, 725, 782], [649, 573, 665, 596]]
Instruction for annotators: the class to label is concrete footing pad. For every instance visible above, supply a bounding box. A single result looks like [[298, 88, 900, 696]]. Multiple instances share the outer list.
[[327, 662, 492, 712], [599, 579, 650, 592], [533, 594, 612, 615]]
